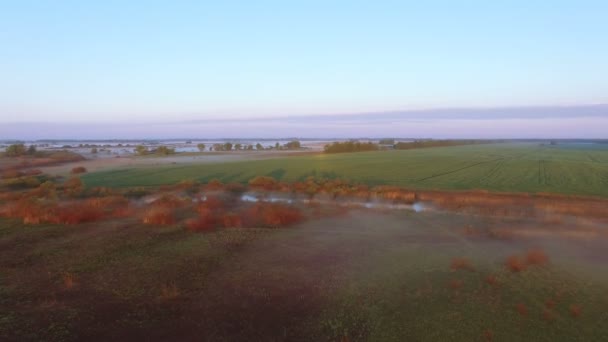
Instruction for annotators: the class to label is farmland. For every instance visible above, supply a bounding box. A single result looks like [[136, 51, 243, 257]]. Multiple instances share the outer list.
[[83, 143, 608, 198], [2, 142, 608, 341]]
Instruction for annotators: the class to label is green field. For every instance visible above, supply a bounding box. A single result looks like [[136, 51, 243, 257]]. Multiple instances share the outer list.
[[83, 143, 608, 197]]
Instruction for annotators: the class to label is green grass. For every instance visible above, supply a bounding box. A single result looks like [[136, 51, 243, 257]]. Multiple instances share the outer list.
[[2, 211, 607, 341], [83, 143, 608, 197]]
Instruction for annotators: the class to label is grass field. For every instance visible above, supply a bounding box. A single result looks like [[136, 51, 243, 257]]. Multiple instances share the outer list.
[[83, 143, 608, 197], [2, 211, 606, 341]]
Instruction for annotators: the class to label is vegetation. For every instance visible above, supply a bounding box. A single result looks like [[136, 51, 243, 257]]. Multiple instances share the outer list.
[[197, 143, 206, 152], [394, 139, 492, 150], [83, 144, 608, 197], [5, 143, 29, 157], [324, 141, 380, 153]]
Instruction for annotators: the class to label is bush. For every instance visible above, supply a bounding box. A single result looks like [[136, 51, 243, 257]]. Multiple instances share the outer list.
[[243, 202, 303, 228], [1, 169, 24, 179], [142, 207, 175, 225], [323, 141, 379, 154], [5, 143, 27, 157], [450, 257, 474, 271], [71, 166, 87, 174], [248, 176, 278, 191]]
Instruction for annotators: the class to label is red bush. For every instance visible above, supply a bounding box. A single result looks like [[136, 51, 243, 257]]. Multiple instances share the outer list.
[[448, 279, 463, 290], [450, 257, 474, 271], [142, 207, 175, 225], [222, 213, 243, 228], [570, 304, 582, 318], [205, 179, 224, 191], [545, 298, 556, 309], [516, 303, 528, 316], [198, 196, 225, 212], [54, 202, 103, 224], [152, 194, 187, 208], [1, 169, 24, 179], [185, 217, 215, 232], [525, 248, 549, 266], [506, 255, 527, 272], [542, 309, 554, 322], [248, 176, 278, 191], [485, 275, 498, 286], [244, 202, 303, 228], [71, 166, 87, 174], [483, 329, 493, 341]]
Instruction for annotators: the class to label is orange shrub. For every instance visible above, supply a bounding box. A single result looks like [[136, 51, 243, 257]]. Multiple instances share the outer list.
[[205, 178, 224, 191], [525, 248, 549, 266], [485, 275, 498, 286], [1, 169, 24, 179], [23, 169, 43, 176], [248, 176, 278, 191], [54, 202, 103, 224], [222, 213, 243, 228], [450, 257, 474, 271], [483, 329, 494, 342], [570, 304, 582, 318], [185, 217, 215, 232], [197, 196, 226, 212], [142, 207, 175, 225], [244, 202, 303, 228], [506, 255, 527, 272], [516, 303, 528, 316], [152, 194, 187, 208], [70, 166, 87, 174], [542, 309, 554, 322], [545, 298, 556, 309], [448, 279, 463, 290]]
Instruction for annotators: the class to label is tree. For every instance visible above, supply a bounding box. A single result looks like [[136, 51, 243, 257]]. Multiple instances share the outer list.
[[197, 143, 206, 152], [224, 142, 233, 151], [156, 146, 175, 155], [27, 145, 37, 155], [135, 145, 148, 155], [247, 144, 254, 151], [5, 143, 27, 157], [275, 142, 280, 150], [91, 147, 98, 154], [234, 143, 242, 150], [256, 143, 264, 151], [285, 140, 301, 149]]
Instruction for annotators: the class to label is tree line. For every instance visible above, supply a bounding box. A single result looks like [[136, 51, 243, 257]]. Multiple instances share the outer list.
[[323, 141, 379, 153]]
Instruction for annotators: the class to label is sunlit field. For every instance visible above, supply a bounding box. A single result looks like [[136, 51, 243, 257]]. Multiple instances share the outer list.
[[83, 144, 608, 197]]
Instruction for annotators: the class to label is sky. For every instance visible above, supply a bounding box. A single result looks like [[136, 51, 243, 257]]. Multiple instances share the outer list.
[[0, 0, 607, 139]]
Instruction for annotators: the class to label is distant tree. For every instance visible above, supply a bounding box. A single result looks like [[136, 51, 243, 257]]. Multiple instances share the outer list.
[[323, 141, 380, 154], [5, 143, 27, 157], [91, 147, 98, 154], [275, 142, 280, 150], [284, 140, 301, 149], [247, 144, 254, 151], [224, 142, 233, 151], [197, 143, 206, 152], [234, 143, 242, 150], [212, 143, 223, 151], [27, 145, 37, 155], [379, 138, 395, 145], [256, 143, 264, 151], [156, 146, 175, 155], [135, 145, 148, 155]]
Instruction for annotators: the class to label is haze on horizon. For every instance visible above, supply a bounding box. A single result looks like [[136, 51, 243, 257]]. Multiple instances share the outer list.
[[1, 1, 607, 139]]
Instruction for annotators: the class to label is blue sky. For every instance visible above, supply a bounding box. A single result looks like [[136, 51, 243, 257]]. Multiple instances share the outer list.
[[0, 1, 607, 138]]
